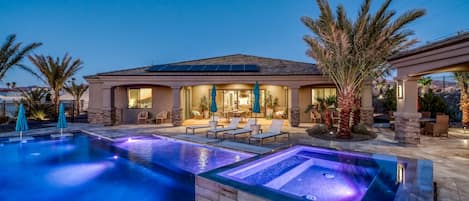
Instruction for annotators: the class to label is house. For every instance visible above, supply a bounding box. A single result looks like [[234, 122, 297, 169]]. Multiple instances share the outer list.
[[84, 54, 335, 126]]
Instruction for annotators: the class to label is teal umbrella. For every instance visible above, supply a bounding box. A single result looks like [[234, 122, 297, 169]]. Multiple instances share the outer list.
[[15, 103, 28, 140], [252, 81, 261, 124], [210, 84, 217, 120], [57, 103, 67, 135]]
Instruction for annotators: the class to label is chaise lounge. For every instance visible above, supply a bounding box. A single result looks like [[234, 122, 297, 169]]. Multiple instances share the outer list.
[[185, 116, 222, 135], [223, 119, 257, 140], [249, 119, 289, 145], [207, 118, 241, 138]]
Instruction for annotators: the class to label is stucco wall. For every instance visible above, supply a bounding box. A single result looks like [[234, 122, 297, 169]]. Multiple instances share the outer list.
[[113, 85, 172, 124]]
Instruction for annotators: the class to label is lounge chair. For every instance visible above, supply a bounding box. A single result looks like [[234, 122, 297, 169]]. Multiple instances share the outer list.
[[424, 115, 449, 137], [207, 118, 241, 138], [249, 119, 289, 145], [155, 111, 168, 124], [223, 118, 257, 140], [185, 116, 221, 135], [137, 111, 150, 124]]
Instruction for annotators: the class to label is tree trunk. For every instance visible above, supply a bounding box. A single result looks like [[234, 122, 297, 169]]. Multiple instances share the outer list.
[[352, 95, 361, 126], [54, 92, 60, 119], [337, 90, 354, 138], [462, 92, 469, 127], [75, 99, 80, 116], [324, 109, 332, 128]]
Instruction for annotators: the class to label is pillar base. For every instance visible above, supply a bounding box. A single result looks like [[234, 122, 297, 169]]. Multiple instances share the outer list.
[[360, 107, 374, 127], [102, 108, 113, 126], [172, 107, 183, 126], [289, 107, 300, 127], [394, 112, 422, 144]]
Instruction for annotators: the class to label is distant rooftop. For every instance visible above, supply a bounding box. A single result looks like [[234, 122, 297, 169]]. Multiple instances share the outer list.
[[88, 54, 321, 78]]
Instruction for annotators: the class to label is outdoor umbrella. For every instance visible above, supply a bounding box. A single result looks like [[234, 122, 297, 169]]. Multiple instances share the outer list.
[[210, 84, 217, 121], [253, 81, 261, 124], [15, 103, 28, 140], [57, 103, 67, 136]]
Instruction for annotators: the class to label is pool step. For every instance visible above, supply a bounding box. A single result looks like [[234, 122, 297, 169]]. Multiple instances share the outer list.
[[265, 159, 314, 189]]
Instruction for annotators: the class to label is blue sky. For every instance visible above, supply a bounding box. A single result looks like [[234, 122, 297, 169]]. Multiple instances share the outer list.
[[1, 0, 469, 86]]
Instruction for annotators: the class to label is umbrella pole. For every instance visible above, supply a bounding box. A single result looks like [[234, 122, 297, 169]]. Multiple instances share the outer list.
[[20, 131, 22, 140], [61, 128, 63, 136]]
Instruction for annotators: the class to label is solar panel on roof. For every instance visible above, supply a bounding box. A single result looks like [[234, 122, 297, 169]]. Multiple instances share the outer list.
[[146, 64, 259, 72], [230, 65, 244, 72], [217, 65, 230, 71]]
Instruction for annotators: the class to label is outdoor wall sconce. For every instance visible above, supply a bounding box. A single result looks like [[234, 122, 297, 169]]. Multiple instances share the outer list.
[[397, 84, 404, 99]]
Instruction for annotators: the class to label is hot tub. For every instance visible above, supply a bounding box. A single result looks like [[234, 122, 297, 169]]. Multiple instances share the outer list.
[[200, 145, 433, 201]]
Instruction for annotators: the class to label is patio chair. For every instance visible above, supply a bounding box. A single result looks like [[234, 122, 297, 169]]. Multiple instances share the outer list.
[[185, 116, 221, 135], [207, 117, 241, 138], [424, 115, 449, 137], [155, 111, 168, 124], [223, 118, 257, 140], [311, 109, 322, 123], [249, 119, 289, 145], [137, 111, 150, 124]]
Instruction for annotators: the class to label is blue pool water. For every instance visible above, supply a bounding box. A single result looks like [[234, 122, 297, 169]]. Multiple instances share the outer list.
[[0, 134, 253, 201], [215, 145, 434, 201]]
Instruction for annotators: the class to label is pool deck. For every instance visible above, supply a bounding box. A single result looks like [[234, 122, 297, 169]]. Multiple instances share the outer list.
[[1, 123, 468, 201]]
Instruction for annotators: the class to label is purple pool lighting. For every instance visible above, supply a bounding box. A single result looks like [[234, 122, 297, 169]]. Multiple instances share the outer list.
[[114, 135, 254, 174], [217, 145, 414, 201]]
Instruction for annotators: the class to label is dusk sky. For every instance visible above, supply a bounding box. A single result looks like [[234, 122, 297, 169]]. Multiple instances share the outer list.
[[1, 0, 469, 86]]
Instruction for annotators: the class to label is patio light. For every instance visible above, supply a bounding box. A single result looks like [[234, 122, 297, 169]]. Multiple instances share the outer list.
[[397, 83, 404, 99]]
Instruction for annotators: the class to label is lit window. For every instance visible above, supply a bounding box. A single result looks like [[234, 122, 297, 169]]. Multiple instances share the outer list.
[[128, 88, 152, 109], [312, 88, 336, 104]]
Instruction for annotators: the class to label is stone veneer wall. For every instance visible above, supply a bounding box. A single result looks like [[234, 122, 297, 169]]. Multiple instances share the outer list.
[[360, 107, 374, 126], [394, 112, 422, 144], [196, 176, 268, 201]]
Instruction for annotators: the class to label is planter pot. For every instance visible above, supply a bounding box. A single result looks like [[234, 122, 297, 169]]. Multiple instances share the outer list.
[[250, 124, 261, 134], [209, 120, 218, 129], [203, 111, 209, 119]]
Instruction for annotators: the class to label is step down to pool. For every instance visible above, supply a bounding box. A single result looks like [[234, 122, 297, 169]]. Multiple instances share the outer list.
[[9, 136, 34, 142], [265, 159, 314, 189], [214, 141, 273, 154], [173, 134, 221, 144], [51, 133, 74, 138]]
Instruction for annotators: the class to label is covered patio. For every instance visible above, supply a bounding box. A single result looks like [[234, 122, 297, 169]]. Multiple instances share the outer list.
[[389, 32, 469, 144]]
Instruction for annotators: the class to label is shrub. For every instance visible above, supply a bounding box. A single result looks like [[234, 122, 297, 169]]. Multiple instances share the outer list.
[[306, 124, 329, 136], [352, 123, 370, 135]]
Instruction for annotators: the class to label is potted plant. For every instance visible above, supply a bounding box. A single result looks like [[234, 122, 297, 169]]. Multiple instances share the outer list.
[[265, 91, 279, 119], [200, 96, 209, 119]]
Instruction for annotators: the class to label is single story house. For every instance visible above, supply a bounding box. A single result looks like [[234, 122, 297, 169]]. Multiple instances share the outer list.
[[84, 54, 335, 126]]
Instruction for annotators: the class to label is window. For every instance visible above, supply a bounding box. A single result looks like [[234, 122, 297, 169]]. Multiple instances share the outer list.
[[312, 88, 336, 105], [128, 88, 152, 109]]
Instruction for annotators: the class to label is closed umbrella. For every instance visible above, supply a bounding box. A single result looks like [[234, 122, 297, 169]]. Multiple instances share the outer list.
[[15, 103, 28, 140], [57, 103, 67, 136], [210, 84, 217, 121], [253, 81, 261, 124]]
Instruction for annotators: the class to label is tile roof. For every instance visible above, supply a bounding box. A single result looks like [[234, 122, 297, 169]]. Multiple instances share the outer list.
[[90, 54, 321, 77]]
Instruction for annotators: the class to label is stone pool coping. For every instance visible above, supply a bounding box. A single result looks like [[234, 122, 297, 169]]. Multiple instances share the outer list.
[[198, 144, 434, 201]]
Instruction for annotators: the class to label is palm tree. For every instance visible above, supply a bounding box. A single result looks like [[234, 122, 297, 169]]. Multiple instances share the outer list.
[[302, 0, 425, 138], [0, 34, 42, 81], [418, 77, 432, 96], [28, 54, 83, 115], [454, 72, 469, 126], [19, 88, 52, 120], [64, 78, 89, 115]]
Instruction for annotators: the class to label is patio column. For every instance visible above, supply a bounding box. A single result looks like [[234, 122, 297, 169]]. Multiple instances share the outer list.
[[289, 86, 300, 127], [394, 76, 421, 144], [171, 86, 183, 126], [361, 80, 374, 126], [102, 86, 114, 126]]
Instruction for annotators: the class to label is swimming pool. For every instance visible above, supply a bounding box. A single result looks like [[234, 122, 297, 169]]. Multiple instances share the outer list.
[[201, 145, 434, 201], [0, 134, 253, 201]]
